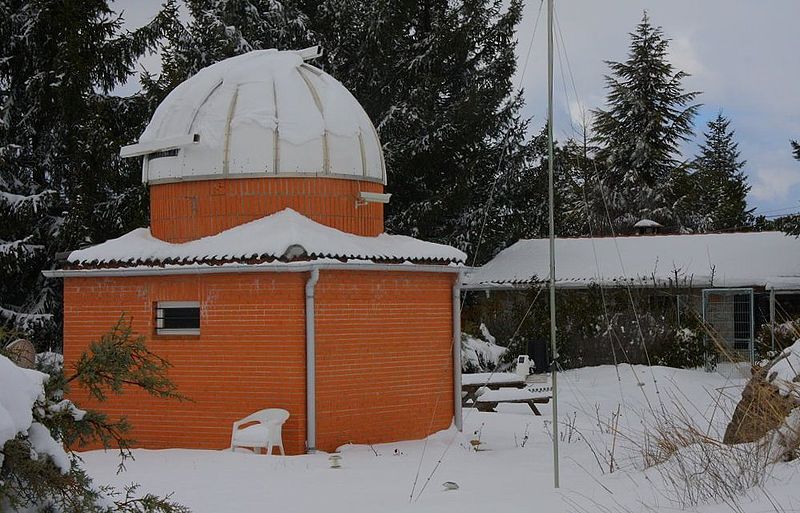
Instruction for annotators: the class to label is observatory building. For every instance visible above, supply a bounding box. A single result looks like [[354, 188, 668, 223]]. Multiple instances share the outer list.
[[50, 49, 465, 454]]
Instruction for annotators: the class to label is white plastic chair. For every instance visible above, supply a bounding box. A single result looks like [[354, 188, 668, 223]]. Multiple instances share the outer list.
[[230, 408, 289, 455]]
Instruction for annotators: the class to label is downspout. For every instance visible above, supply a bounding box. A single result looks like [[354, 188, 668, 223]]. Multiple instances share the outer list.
[[305, 268, 320, 452], [453, 275, 463, 431]]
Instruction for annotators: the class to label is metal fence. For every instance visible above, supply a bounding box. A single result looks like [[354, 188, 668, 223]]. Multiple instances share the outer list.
[[702, 288, 754, 367]]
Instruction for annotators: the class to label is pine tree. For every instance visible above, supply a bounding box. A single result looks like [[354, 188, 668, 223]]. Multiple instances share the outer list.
[[781, 140, 800, 236], [0, 1, 175, 349], [318, 0, 533, 263], [590, 12, 700, 234], [688, 113, 752, 231], [160, 0, 316, 88]]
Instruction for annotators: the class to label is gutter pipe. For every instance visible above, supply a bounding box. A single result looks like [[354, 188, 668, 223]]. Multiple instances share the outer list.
[[452, 275, 463, 431], [305, 268, 320, 452]]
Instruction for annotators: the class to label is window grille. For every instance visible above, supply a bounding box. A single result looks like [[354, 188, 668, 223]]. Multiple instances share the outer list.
[[156, 301, 200, 335], [147, 148, 180, 160]]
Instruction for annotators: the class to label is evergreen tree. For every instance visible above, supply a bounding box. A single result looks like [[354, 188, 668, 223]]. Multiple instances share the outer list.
[[781, 140, 800, 236], [160, 0, 316, 89], [321, 0, 532, 263], [590, 12, 700, 234], [688, 113, 752, 231], [0, 1, 175, 349]]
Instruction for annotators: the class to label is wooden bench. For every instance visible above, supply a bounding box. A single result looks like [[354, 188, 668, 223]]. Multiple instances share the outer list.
[[473, 387, 552, 416], [461, 373, 527, 406]]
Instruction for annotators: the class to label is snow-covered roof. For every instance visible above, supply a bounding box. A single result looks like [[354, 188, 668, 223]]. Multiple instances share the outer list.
[[633, 219, 662, 228], [463, 231, 800, 290], [67, 209, 465, 268], [129, 49, 386, 185]]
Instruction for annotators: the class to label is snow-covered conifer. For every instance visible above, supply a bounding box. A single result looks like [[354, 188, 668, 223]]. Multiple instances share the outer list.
[[0, 1, 175, 348], [590, 12, 700, 234], [687, 113, 752, 231]]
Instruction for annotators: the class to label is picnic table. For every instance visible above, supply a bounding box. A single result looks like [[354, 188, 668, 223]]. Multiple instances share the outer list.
[[461, 373, 527, 406], [473, 387, 552, 416]]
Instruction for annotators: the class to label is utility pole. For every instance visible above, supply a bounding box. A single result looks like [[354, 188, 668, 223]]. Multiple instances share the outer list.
[[546, 0, 560, 490]]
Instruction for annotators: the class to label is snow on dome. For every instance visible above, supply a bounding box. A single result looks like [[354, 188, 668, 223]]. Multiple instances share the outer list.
[[67, 208, 466, 267], [127, 49, 386, 185]]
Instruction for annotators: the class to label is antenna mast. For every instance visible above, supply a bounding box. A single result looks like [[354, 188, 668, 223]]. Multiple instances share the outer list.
[[546, 0, 560, 489]]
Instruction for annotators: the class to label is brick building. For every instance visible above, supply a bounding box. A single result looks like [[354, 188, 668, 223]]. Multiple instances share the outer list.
[[47, 49, 465, 454]]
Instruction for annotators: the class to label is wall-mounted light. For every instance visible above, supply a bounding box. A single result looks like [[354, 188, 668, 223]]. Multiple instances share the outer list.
[[356, 191, 392, 208]]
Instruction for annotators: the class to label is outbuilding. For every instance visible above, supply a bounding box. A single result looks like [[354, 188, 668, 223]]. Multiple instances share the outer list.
[[464, 231, 800, 365], [47, 49, 465, 454]]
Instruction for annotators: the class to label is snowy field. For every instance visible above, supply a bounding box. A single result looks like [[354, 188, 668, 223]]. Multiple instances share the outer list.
[[80, 365, 800, 513]]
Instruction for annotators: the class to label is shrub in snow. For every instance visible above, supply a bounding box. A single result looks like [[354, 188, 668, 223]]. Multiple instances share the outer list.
[[724, 340, 800, 452], [0, 315, 188, 512], [641, 340, 800, 509], [756, 318, 800, 358], [461, 324, 506, 372], [467, 284, 710, 370]]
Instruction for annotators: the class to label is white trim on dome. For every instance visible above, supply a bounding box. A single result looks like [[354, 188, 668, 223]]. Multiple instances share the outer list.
[[144, 170, 386, 186]]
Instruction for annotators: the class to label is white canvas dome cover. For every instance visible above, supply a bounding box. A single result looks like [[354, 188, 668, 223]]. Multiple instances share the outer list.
[[125, 48, 386, 184]]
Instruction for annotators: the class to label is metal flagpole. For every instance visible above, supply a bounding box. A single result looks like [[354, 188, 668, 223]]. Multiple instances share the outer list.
[[546, 0, 560, 489]]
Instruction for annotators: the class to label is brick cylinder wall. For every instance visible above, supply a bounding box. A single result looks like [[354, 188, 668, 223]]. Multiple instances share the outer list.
[[63, 269, 456, 455], [150, 177, 385, 242]]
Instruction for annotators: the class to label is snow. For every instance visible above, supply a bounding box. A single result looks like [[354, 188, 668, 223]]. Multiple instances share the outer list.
[[0, 355, 65, 473], [633, 218, 663, 228], [461, 324, 506, 371], [767, 339, 800, 397], [28, 422, 71, 472], [137, 49, 385, 184], [67, 208, 466, 267], [78, 364, 797, 513], [461, 372, 522, 386], [464, 231, 800, 289], [475, 387, 551, 402], [0, 190, 53, 213], [0, 355, 47, 449]]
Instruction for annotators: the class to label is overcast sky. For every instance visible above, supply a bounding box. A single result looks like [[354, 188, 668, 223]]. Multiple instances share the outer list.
[[113, 0, 800, 217]]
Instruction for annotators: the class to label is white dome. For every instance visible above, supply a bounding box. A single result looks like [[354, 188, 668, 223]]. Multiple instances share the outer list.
[[128, 49, 386, 184]]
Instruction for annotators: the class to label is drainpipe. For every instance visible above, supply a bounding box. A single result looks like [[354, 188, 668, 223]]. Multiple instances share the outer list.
[[452, 276, 463, 431], [305, 268, 320, 452]]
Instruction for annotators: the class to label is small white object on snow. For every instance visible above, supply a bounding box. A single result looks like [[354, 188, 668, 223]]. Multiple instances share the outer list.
[[633, 219, 662, 228]]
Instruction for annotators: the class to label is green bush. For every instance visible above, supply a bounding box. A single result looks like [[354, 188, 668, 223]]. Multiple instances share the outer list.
[[0, 315, 189, 513]]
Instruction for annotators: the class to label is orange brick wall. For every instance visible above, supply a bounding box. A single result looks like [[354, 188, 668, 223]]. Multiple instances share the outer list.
[[63, 269, 455, 454], [63, 273, 308, 454], [315, 272, 455, 450], [150, 177, 385, 242]]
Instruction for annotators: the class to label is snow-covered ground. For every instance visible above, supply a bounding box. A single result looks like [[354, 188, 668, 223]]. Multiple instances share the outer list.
[[80, 365, 800, 513]]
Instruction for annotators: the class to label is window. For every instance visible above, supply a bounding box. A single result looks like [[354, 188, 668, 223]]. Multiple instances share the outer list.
[[147, 148, 179, 160], [156, 301, 200, 335]]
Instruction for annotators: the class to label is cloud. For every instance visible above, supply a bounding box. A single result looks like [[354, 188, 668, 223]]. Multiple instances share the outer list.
[[750, 164, 800, 204]]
